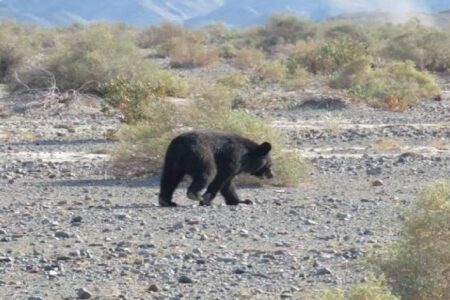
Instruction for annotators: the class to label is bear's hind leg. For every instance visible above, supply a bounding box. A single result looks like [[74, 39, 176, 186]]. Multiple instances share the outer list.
[[187, 155, 216, 201], [159, 171, 184, 207]]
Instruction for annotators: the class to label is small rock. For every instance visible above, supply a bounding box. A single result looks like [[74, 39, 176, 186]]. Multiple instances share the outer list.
[[304, 219, 317, 225], [71, 216, 83, 223], [178, 275, 193, 284], [372, 179, 384, 187], [76, 288, 92, 299], [336, 213, 351, 221], [27, 297, 44, 300], [186, 219, 200, 225], [54, 231, 71, 239], [0, 257, 14, 263], [316, 267, 332, 276], [147, 284, 159, 292], [367, 167, 382, 176], [217, 256, 238, 263]]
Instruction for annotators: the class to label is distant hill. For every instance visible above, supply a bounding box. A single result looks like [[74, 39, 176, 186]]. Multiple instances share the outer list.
[[0, 0, 450, 27]]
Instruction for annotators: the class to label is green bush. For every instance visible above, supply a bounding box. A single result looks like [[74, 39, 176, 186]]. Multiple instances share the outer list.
[[0, 22, 35, 81], [332, 60, 440, 110], [372, 179, 450, 300], [379, 22, 450, 71], [101, 79, 168, 125], [43, 23, 151, 92], [288, 37, 369, 74]]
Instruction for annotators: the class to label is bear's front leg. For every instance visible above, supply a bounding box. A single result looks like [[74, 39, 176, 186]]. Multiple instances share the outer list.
[[200, 172, 232, 206], [220, 180, 252, 205]]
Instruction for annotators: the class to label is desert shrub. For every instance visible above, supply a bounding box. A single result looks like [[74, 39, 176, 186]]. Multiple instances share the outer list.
[[162, 35, 219, 68], [329, 56, 374, 89], [259, 13, 317, 49], [39, 23, 151, 92], [283, 67, 311, 90], [197, 23, 228, 44], [332, 60, 440, 110], [255, 60, 287, 83], [137, 21, 187, 49], [233, 47, 265, 70], [0, 22, 36, 81], [316, 276, 398, 300], [288, 37, 369, 74], [101, 79, 168, 125], [216, 73, 249, 89], [379, 23, 450, 71], [324, 24, 368, 44], [372, 179, 450, 300], [218, 43, 238, 59], [105, 78, 181, 176]]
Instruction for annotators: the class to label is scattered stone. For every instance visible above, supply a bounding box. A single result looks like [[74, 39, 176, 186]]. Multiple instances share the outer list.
[[178, 275, 193, 284], [304, 219, 317, 225], [316, 267, 332, 276], [0, 257, 14, 263], [148, 284, 159, 292], [54, 231, 71, 239], [372, 179, 384, 187], [217, 256, 238, 263], [71, 216, 83, 223], [186, 219, 200, 225], [76, 288, 92, 299]]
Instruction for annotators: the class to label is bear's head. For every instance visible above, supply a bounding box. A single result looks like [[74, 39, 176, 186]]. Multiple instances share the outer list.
[[246, 142, 273, 179]]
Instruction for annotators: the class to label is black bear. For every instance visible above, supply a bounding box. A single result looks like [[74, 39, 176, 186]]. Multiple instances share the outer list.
[[158, 130, 273, 207]]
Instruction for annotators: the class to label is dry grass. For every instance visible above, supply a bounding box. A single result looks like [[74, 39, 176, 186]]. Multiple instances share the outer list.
[[373, 138, 404, 151]]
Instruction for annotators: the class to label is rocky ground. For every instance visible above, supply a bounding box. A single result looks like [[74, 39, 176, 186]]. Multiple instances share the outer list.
[[0, 76, 449, 300]]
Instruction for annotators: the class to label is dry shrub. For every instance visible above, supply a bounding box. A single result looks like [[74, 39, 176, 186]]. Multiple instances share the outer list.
[[164, 36, 219, 68], [332, 59, 441, 110], [137, 21, 187, 49], [233, 48, 265, 70], [288, 38, 369, 74], [216, 73, 249, 89], [380, 22, 450, 71], [373, 138, 403, 151], [0, 22, 39, 81], [372, 180, 450, 300], [41, 23, 151, 92], [316, 275, 398, 300], [259, 13, 317, 49], [255, 60, 287, 83]]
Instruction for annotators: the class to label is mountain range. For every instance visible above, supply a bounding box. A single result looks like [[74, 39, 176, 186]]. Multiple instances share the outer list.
[[1, 0, 450, 27]]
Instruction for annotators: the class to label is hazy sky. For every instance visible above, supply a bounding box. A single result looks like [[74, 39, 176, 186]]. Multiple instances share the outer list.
[[330, 0, 429, 14]]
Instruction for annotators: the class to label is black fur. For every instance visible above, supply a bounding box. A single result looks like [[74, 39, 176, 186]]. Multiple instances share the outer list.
[[158, 130, 273, 207]]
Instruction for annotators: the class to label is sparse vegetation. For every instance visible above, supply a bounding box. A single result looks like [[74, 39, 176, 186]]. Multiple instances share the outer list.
[[372, 179, 450, 300], [316, 275, 398, 300]]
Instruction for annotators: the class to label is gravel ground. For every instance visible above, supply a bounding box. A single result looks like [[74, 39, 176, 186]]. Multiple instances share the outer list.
[[0, 79, 449, 300]]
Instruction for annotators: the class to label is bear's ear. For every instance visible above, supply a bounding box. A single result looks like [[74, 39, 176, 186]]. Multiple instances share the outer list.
[[253, 142, 272, 156]]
